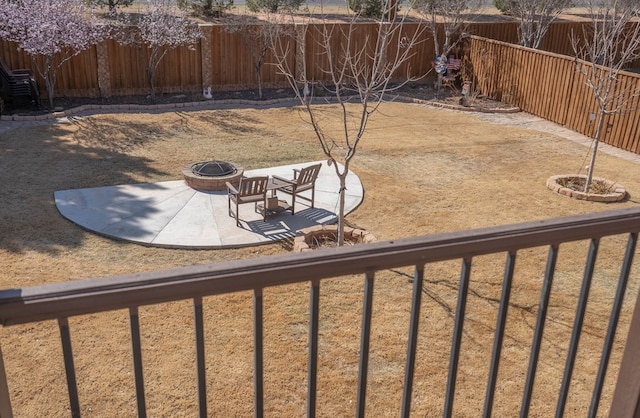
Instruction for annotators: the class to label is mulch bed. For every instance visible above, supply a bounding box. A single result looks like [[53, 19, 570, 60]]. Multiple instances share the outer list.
[[2, 82, 517, 118]]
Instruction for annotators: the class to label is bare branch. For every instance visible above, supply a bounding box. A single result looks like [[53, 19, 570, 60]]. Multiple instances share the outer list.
[[411, 0, 482, 57], [270, 6, 427, 244], [571, 0, 640, 192]]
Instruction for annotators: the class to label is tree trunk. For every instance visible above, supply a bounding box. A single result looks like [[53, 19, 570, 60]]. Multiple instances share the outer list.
[[147, 68, 156, 102], [337, 174, 346, 246], [584, 109, 606, 193], [45, 75, 55, 110], [256, 69, 263, 99]]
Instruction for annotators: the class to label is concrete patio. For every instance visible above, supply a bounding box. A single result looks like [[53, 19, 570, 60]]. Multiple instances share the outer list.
[[54, 161, 364, 249]]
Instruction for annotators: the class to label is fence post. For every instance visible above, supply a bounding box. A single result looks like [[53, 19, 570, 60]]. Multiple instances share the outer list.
[[96, 40, 112, 99], [294, 23, 307, 86], [200, 25, 213, 92]]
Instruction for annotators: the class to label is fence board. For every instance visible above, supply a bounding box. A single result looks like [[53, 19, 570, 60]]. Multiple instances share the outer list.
[[622, 80, 640, 152], [610, 76, 629, 149]]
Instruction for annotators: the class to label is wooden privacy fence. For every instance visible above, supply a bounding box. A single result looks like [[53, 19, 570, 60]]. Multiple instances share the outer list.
[[0, 22, 435, 99], [469, 35, 640, 154], [0, 21, 606, 100], [0, 21, 616, 93]]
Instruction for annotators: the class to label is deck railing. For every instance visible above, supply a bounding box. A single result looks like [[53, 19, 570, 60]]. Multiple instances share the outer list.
[[1, 207, 640, 417]]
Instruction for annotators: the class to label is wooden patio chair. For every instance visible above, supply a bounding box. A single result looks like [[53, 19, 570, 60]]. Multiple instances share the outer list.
[[272, 163, 322, 215], [226, 176, 269, 226]]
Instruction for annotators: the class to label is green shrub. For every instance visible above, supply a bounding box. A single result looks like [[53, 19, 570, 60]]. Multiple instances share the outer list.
[[245, 0, 304, 13], [85, 0, 133, 13], [348, 0, 386, 18], [493, 0, 516, 14], [178, 0, 234, 17]]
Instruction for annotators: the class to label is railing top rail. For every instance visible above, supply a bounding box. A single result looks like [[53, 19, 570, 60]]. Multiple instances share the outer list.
[[1, 207, 639, 326]]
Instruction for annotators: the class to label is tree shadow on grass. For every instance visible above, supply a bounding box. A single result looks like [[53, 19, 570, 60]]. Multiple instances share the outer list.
[[0, 120, 173, 255], [187, 109, 263, 135]]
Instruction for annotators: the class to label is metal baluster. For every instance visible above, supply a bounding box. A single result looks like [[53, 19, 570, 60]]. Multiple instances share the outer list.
[[58, 317, 81, 418], [443, 258, 472, 418], [521, 244, 558, 417], [484, 251, 517, 417], [308, 279, 320, 418], [193, 297, 207, 418], [129, 307, 147, 418], [401, 265, 425, 418], [253, 288, 264, 418], [556, 238, 600, 417], [589, 233, 638, 417], [357, 271, 375, 418], [0, 342, 12, 418]]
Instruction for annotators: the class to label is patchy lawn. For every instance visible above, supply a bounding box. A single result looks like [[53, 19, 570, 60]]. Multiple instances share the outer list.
[[1, 102, 639, 416]]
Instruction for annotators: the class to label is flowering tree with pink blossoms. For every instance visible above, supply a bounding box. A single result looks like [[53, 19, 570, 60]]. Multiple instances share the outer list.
[[0, 0, 108, 110], [116, 0, 202, 102]]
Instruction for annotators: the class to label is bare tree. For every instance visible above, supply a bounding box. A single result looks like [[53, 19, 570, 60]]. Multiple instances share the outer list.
[[498, 0, 571, 49], [270, 11, 426, 245], [226, 13, 290, 99], [116, 0, 202, 102], [572, 0, 640, 192], [411, 0, 481, 57]]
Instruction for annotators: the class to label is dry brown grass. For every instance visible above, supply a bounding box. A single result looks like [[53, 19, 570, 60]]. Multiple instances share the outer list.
[[1, 102, 640, 417]]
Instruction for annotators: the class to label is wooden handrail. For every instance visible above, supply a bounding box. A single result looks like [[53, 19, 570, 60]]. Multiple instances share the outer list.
[[1, 207, 639, 327]]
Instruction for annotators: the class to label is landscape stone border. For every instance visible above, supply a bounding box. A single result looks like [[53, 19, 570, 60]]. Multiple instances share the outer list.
[[400, 96, 521, 114], [0, 94, 520, 122], [0, 97, 300, 121], [547, 174, 627, 202], [293, 224, 377, 252]]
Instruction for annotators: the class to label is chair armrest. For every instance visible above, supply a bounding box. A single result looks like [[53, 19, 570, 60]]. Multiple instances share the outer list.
[[225, 182, 239, 194], [292, 168, 301, 179], [272, 175, 295, 185]]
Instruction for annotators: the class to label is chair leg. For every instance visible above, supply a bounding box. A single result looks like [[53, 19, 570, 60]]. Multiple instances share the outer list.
[[253, 201, 266, 221], [228, 196, 240, 226], [235, 200, 240, 227]]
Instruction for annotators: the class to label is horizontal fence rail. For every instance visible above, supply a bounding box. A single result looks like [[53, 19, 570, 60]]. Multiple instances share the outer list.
[[0, 207, 640, 416]]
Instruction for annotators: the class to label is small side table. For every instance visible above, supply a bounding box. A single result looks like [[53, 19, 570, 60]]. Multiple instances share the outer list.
[[256, 177, 292, 217]]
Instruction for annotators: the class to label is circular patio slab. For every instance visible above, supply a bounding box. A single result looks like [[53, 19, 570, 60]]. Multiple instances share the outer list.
[[54, 161, 364, 249]]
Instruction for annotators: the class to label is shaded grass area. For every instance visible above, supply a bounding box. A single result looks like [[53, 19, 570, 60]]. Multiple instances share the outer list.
[[1, 102, 639, 416]]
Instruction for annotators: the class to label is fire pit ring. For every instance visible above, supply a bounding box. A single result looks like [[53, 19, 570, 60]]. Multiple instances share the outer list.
[[182, 160, 244, 191]]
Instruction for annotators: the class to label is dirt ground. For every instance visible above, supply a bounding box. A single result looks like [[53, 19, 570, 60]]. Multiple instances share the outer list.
[[1, 100, 640, 417]]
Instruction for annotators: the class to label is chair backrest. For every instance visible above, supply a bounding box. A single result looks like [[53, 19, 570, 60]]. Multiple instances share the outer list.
[[238, 176, 268, 197], [295, 163, 322, 186]]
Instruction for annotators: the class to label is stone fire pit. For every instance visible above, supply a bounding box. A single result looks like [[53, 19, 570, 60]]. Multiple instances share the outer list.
[[182, 160, 243, 192]]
